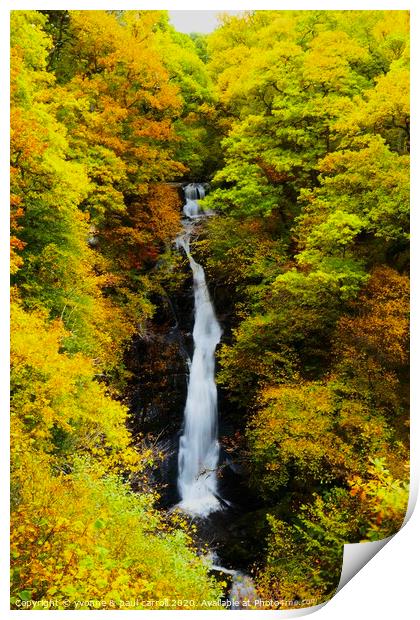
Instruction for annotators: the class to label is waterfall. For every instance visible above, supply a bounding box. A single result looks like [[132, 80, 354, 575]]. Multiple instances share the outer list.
[[175, 183, 222, 517], [182, 183, 213, 219]]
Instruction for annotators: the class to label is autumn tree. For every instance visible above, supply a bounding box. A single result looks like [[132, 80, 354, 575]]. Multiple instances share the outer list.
[[10, 10, 224, 607]]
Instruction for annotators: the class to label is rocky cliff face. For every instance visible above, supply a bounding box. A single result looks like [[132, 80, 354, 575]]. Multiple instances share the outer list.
[[124, 253, 193, 504]]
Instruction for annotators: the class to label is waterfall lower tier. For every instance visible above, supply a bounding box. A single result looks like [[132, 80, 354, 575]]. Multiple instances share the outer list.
[[175, 184, 223, 518]]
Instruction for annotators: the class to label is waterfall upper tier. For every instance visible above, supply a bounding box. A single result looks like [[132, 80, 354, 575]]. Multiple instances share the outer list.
[[182, 183, 214, 219]]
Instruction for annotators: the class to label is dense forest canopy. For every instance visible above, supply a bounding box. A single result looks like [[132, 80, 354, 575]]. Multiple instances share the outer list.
[[10, 9, 409, 610]]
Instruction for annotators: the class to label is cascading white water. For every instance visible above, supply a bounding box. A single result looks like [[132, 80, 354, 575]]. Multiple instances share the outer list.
[[175, 186, 257, 602], [182, 183, 213, 219], [176, 183, 222, 517], [205, 552, 258, 609]]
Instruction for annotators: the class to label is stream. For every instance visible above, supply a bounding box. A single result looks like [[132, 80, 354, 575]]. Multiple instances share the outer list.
[[173, 183, 257, 608]]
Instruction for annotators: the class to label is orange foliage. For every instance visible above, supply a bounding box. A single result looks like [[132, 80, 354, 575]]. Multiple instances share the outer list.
[[103, 184, 182, 271], [336, 266, 409, 368]]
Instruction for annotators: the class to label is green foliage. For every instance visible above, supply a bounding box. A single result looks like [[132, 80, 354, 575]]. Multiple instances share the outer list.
[[256, 458, 408, 607], [202, 10, 409, 603], [206, 9, 409, 410], [258, 488, 356, 605], [154, 26, 221, 178], [245, 265, 409, 494], [248, 384, 349, 493], [348, 457, 409, 540], [216, 265, 352, 405], [297, 136, 409, 261]]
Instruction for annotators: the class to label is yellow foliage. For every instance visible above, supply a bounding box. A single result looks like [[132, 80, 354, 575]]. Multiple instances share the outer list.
[[11, 458, 222, 608], [11, 300, 140, 477]]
